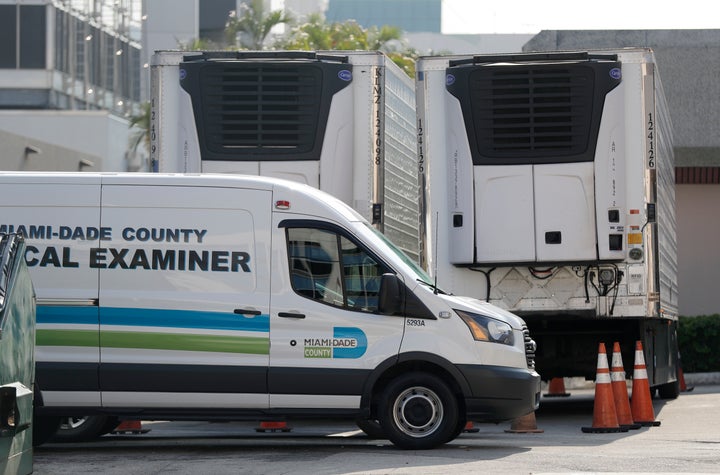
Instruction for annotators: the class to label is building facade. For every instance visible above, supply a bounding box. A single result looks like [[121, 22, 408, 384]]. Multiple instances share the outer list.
[[0, 0, 146, 171], [0, 0, 143, 115]]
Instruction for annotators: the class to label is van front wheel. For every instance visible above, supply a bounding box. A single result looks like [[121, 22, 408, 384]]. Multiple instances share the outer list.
[[355, 418, 386, 439], [379, 372, 459, 450]]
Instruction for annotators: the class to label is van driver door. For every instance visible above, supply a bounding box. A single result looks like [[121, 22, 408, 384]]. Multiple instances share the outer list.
[[268, 218, 405, 410]]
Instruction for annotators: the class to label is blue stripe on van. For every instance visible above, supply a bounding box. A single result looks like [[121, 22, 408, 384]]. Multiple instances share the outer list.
[[36, 306, 98, 325], [101, 307, 270, 333], [36, 305, 269, 333]]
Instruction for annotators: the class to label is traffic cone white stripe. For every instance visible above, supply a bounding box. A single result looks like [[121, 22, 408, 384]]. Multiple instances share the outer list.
[[630, 340, 660, 426], [597, 352, 610, 369], [611, 341, 641, 430], [582, 342, 623, 433], [611, 371, 625, 382], [596, 371, 612, 384], [634, 348, 646, 365]]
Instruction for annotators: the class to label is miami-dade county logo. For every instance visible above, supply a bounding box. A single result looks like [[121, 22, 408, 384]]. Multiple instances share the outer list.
[[304, 327, 367, 359]]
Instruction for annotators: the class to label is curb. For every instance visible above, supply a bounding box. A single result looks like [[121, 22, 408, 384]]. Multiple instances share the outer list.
[[543, 373, 720, 391], [684, 372, 720, 385]]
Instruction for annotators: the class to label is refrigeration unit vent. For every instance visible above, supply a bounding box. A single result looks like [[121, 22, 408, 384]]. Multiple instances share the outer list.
[[447, 58, 621, 165], [180, 59, 351, 161]]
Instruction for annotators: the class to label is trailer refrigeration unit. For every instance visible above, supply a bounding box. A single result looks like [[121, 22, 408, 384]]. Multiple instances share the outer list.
[[416, 49, 680, 397], [151, 50, 420, 262]]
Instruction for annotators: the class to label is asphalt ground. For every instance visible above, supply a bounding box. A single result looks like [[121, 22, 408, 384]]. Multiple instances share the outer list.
[[32, 382, 720, 474]]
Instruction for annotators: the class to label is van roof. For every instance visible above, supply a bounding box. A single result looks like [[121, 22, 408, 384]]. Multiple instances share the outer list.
[[0, 171, 365, 223]]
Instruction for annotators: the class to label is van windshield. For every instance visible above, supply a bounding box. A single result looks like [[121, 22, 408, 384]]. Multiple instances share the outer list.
[[363, 223, 432, 283]]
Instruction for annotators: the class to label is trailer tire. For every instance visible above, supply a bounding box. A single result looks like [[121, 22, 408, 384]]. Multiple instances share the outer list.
[[378, 372, 459, 450], [656, 379, 680, 400]]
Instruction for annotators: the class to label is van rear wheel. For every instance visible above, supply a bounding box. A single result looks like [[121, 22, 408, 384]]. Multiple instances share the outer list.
[[52, 415, 120, 442], [378, 372, 459, 450], [32, 415, 62, 447]]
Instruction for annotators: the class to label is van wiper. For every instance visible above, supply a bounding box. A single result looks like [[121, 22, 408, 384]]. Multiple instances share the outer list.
[[416, 279, 447, 295]]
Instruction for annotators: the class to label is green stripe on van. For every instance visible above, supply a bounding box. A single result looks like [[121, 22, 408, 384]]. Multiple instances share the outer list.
[[99, 331, 270, 355], [36, 329, 99, 347]]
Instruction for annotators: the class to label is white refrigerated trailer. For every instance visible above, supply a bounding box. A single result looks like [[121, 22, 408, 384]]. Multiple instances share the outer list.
[[416, 48, 679, 397], [151, 50, 420, 262]]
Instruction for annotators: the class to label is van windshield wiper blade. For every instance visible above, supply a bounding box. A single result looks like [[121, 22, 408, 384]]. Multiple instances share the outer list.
[[416, 279, 447, 295]]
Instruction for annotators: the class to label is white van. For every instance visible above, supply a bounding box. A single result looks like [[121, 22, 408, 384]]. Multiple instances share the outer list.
[[0, 172, 539, 450]]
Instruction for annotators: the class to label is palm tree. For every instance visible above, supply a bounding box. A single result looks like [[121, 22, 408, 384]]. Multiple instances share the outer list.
[[276, 15, 417, 77], [225, 0, 293, 50], [177, 37, 221, 51]]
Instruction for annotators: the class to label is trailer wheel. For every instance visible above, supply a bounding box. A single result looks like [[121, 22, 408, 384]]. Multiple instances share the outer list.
[[656, 379, 680, 400], [379, 372, 459, 450]]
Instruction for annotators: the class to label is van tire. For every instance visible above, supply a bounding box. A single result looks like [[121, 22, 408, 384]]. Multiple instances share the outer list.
[[32, 415, 62, 447], [378, 372, 459, 450], [446, 416, 467, 443], [355, 418, 386, 439], [52, 415, 120, 442]]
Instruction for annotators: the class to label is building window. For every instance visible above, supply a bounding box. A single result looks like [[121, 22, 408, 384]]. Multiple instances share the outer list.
[[0, 6, 17, 68], [0, 5, 46, 69], [20, 5, 46, 69]]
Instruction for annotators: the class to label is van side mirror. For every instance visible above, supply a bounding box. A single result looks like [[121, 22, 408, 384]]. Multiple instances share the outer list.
[[378, 273, 402, 316]]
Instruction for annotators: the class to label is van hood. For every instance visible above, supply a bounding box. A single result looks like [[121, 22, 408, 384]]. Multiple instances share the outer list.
[[438, 294, 527, 329]]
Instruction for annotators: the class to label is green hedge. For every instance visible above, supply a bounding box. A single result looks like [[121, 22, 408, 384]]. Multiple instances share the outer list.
[[678, 314, 720, 372]]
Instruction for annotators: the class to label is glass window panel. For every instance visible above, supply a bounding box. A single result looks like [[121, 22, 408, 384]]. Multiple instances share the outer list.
[[20, 5, 46, 69], [287, 228, 344, 307], [0, 6, 17, 68]]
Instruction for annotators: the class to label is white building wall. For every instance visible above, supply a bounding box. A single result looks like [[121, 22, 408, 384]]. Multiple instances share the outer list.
[[676, 184, 720, 316], [405, 33, 534, 55], [0, 111, 147, 172]]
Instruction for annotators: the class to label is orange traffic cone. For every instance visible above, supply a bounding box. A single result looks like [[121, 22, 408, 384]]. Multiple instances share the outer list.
[[544, 377, 570, 397], [505, 412, 544, 434], [610, 342, 640, 430], [630, 341, 661, 427], [678, 351, 694, 392], [255, 421, 292, 433], [463, 421, 480, 433], [582, 342, 626, 433]]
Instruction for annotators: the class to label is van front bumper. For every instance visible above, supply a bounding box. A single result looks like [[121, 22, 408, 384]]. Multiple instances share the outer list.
[[457, 364, 541, 422]]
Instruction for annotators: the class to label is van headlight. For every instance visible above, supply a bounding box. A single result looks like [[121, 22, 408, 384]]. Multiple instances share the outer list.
[[455, 310, 515, 346]]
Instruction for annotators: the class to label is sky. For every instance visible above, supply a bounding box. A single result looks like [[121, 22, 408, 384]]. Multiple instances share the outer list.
[[441, 0, 719, 34]]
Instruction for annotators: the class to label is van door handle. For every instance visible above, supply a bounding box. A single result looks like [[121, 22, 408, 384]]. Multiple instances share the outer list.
[[234, 309, 262, 316], [278, 312, 306, 319]]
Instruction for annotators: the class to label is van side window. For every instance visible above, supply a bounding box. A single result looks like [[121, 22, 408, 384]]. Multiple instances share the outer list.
[[287, 227, 387, 312]]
